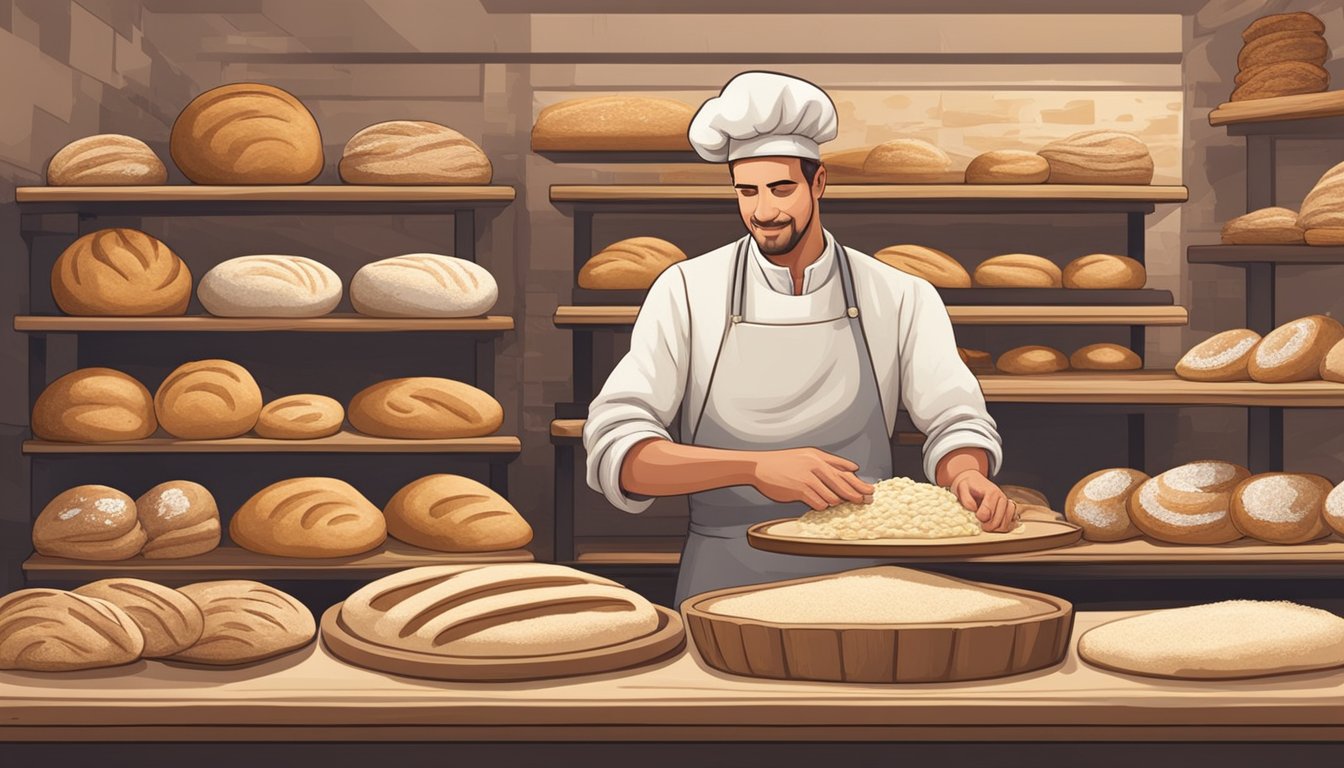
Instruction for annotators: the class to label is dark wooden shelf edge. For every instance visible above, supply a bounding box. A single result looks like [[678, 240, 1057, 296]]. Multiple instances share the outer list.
[[1188, 244, 1344, 265]]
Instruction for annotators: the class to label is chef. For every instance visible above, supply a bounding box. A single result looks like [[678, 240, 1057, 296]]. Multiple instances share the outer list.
[[583, 71, 1014, 605]]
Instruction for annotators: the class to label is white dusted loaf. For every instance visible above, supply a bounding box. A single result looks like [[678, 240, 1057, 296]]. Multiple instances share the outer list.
[[198, 255, 342, 317], [352, 253, 498, 317], [340, 120, 492, 184]]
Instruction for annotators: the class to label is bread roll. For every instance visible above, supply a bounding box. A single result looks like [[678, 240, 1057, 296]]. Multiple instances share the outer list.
[[1066, 468, 1147, 541], [1305, 229, 1344, 245], [1062, 253, 1147, 290], [1325, 480, 1344, 537], [352, 253, 499, 317], [1231, 60, 1329, 101], [1070, 343, 1142, 371], [33, 485, 145, 560], [340, 563, 660, 657], [1037, 130, 1154, 185], [32, 367, 157, 443], [964, 150, 1050, 184], [0, 589, 144, 671], [172, 581, 315, 665], [52, 228, 191, 316], [873, 245, 971, 288], [1320, 339, 1344, 383], [47, 134, 167, 186], [1248, 314, 1344, 383], [171, 83, 322, 184], [531, 96, 694, 151], [1128, 461, 1249, 544], [1237, 30, 1329, 71], [1298, 161, 1344, 231], [135, 480, 221, 559], [384, 474, 533, 552], [340, 121, 491, 184], [862, 139, 954, 181], [1175, 329, 1262, 382], [957, 347, 995, 373], [73, 579, 205, 657], [255, 394, 344, 439], [973, 254, 1062, 288], [348, 377, 503, 439], [1231, 473, 1332, 544], [1221, 207, 1306, 244], [198, 255, 342, 318], [1243, 12, 1325, 43], [577, 237, 687, 291], [819, 146, 873, 182], [154, 359, 263, 439], [230, 477, 386, 558], [996, 345, 1069, 375]]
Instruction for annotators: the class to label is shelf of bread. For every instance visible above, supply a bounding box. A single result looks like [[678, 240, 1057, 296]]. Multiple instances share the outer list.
[[1208, 90, 1344, 128], [551, 184, 1190, 204], [16, 184, 516, 206], [1188, 244, 1344, 265], [22, 430, 523, 455], [13, 314, 515, 333], [554, 305, 1189, 327], [979, 371, 1344, 406]]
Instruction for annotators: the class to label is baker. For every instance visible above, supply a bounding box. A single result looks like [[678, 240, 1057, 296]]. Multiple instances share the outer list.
[[584, 71, 1014, 605]]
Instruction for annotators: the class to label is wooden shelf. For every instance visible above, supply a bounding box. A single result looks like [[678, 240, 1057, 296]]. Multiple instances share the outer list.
[[23, 430, 522, 455], [1209, 90, 1344, 129], [980, 371, 1344, 407], [551, 419, 925, 447], [554, 305, 1188, 327], [1188, 244, 1344, 266], [551, 184, 1189, 204], [13, 314, 515, 333], [15, 185, 515, 214]]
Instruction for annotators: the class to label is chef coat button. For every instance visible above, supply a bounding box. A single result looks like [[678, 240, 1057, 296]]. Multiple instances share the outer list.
[[731, 315, 742, 324], [847, 307, 859, 318]]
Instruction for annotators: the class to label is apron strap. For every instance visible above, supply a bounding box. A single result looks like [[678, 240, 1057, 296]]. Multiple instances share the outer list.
[[691, 237, 750, 443]]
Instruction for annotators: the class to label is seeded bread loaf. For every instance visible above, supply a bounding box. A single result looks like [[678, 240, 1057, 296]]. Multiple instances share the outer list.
[[1230, 472, 1332, 544], [1247, 314, 1344, 383], [1221, 207, 1306, 244], [874, 245, 971, 288], [1066, 468, 1147, 541], [1175, 329, 1262, 382]]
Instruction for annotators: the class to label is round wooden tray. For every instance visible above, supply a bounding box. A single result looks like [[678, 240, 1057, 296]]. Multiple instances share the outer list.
[[320, 602, 686, 682], [747, 518, 1082, 558]]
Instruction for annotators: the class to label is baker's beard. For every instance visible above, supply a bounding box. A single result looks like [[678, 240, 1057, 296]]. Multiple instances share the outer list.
[[751, 204, 814, 256]]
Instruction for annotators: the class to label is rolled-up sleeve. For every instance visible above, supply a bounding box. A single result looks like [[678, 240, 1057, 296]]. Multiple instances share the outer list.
[[582, 266, 692, 513]]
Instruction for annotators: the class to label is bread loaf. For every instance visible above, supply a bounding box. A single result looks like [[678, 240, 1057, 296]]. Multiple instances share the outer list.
[[819, 146, 872, 182], [964, 150, 1050, 184], [973, 254, 1062, 288], [348, 377, 503, 439], [172, 581, 315, 665], [1320, 339, 1344, 382], [1248, 314, 1344, 383], [1298, 161, 1344, 230], [873, 245, 971, 288], [957, 347, 995, 373], [135, 480, 221, 559], [1221, 207, 1306, 244], [1066, 468, 1147, 541], [32, 367, 157, 443], [1237, 30, 1329, 71], [1305, 229, 1344, 245], [171, 83, 323, 184], [32, 485, 145, 560], [1062, 253, 1147, 289], [351, 253, 499, 317], [862, 139, 955, 182], [154, 359, 263, 439], [531, 96, 694, 151], [1231, 473, 1332, 544], [47, 135, 167, 186], [230, 477, 386, 558], [340, 564, 660, 657], [52, 228, 191, 316], [385, 474, 533, 552], [1325, 480, 1344, 537], [577, 237, 687, 291], [996, 345, 1069, 375], [255, 394, 345, 439], [1128, 461, 1249, 544], [1231, 60, 1329, 101], [1243, 12, 1325, 43], [0, 589, 144, 671], [198, 255, 342, 318], [73, 579, 205, 657], [340, 121, 491, 184], [1175, 329, 1262, 382], [1070, 343, 1142, 371], [1037, 130, 1154, 185]]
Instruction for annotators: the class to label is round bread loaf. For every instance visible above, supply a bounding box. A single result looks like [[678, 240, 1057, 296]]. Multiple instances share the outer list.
[[351, 253, 499, 317], [348, 377, 503, 439], [52, 228, 191, 316], [135, 480, 221, 559], [873, 245, 971, 288], [73, 578, 205, 657], [384, 474, 533, 552], [154, 359, 263, 439], [531, 96, 694, 151], [198, 255, 342, 318], [1325, 480, 1344, 537], [577, 237, 687, 291], [1062, 253, 1147, 289], [996, 345, 1069, 375], [973, 254, 1063, 288], [32, 367, 157, 443], [230, 477, 386, 558], [1128, 460, 1249, 544], [47, 134, 167, 186], [1243, 11, 1325, 43], [819, 146, 873, 182], [340, 120, 491, 184], [1175, 329, 1262, 382], [1320, 339, 1344, 383], [1221, 207, 1305, 244], [33, 485, 145, 561], [862, 139, 955, 181], [1231, 60, 1329, 102], [957, 347, 995, 373], [170, 83, 323, 184], [1037, 130, 1154, 185], [255, 394, 344, 439], [0, 589, 144, 671], [1070, 343, 1142, 371], [1237, 30, 1329, 71], [1066, 468, 1147, 541], [1298, 161, 1344, 230], [1231, 472, 1332, 544], [964, 149, 1050, 184], [1248, 314, 1344, 383], [171, 581, 315, 665]]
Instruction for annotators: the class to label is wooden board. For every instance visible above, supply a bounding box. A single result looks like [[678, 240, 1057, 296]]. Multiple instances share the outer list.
[[748, 518, 1082, 558], [551, 184, 1189, 203], [14, 314, 515, 333], [22, 430, 522, 454], [551, 418, 585, 440], [1208, 90, 1344, 127], [554, 305, 1188, 327], [320, 602, 685, 682], [16, 185, 517, 203]]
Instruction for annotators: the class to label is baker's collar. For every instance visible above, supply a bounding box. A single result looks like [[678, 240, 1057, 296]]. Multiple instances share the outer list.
[[747, 229, 838, 296]]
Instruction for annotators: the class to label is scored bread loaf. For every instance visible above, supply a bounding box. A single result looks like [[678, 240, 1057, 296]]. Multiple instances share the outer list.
[[1128, 460, 1250, 544], [1175, 329, 1262, 382], [384, 474, 533, 552], [1231, 473, 1332, 544], [1070, 343, 1142, 371], [1298, 160, 1344, 231], [957, 347, 995, 373], [348, 377, 503, 439], [577, 237, 687, 291], [171, 83, 323, 184], [351, 253, 499, 317], [32, 485, 146, 561], [996, 345, 1069, 375], [873, 245, 971, 288], [340, 120, 492, 184], [198, 255, 342, 318], [1248, 314, 1344, 383], [0, 589, 144, 672], [1221, 207, 1306, 244], [964, 150, 1050, 184], [52, 228, 192, 316], [1062, 253, 1146, 289], [1325, 480, 1344, 537], [862, 139, 956, 182], [135, 480, 221, 559], [1066, 468, 1147, 541], [171, 581, 315, 665], [73, 579, 205, 657], [47, 135, 167, 186], [255, 394, 345, 439], [1320, 339, 1344, 383], [531, 96, 695, 151], [154, 359, 263, 439], [32, 367, 157, 443], [1231, 60, 1330, 102], [1037, 130, 1154, 185], [230, 477, 386, 558], [1237, 30, 1329, 71], [1243, 11, 1326, 43], [974, 254, 1063, 288]]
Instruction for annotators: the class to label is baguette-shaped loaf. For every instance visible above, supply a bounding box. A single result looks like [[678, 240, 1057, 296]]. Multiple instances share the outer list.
[[873, 245, 971, 288], [73, 578, 205, 657], [1037, 130, 1154, 185], [154, 359, 263, 439], [351, 253, 499, 318], [135, 480, 221, 559], [531, 96, 695, 151], [171, 83, 323, 184], [974, 254, 1062, 288], [340, 121, 492, 184], [32, 367, 157, 443], [348, 377, 503, 439], [230, 477, 386, 558], [0, 589, 144, 671], [255, 394, 345, 439], [578, 237, 687, 290], [47, 134, 167, 186], [385, 474, 533, 552], [198, 255, 342, 318], [964, 150, 1050, 184], [32, 485, 146, 561], [1221, 207, 1305, 244], [171, 581, 315, 665], [52, 228, 191, 316]]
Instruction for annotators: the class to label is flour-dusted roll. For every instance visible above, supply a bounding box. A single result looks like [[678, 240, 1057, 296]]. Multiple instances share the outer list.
[[1128, 460, 1249, 544], [1231, 473, 1332, 544], [1243, 11, 1326, 43], [957, 347, 995, 373], [198, 255, 342, 318], [973, 254, 1063, 288], [1299, 160, 1344, 236], [135, 480, 221, 559], [1231, 60, 1330, 102], [1326, 480, 1344, 537], [1221, 207, 1306, 244], [1062, 253, 1147, 289], [340, 120, 492, 184], [73, 579, 205, 658], [255, 394, 345, 439], [1070, 343, 1142, 371], [172, 581, 315, 665], [577, 237, 687, 291], [171, 83, 323, 184], [351, 253, 499, 317], [1175, 329, 1262, 382], [32, 485, 146, 561], [230, 477, 386, 558], [47, 134, 167, 186], [1248, 314, 1344, 383], [531, 95, 695, 151], [1037, 130, 1154, 185], [52, 228, 192, 316], [873, 245, 971, 288], [1066, 468, 1147, 541], [964, 149, 1050, 184], [862, 138, 955, 181], [1237, 30, 1329, 71], [384, 474, 533, 552], [0, 589, 144, 672], [996, 345, 1069, 375], [154, 359, 263, 439], [348, 377, 502, 439], [32, 367, 157, 443]]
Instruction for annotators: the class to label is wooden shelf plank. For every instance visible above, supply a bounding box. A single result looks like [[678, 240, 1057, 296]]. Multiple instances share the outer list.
[[1209, 90, 1344, 128], [554, 305, 1188, 327], [979, 372, 1344, 407], [551, 184, 1189, 203], [13, 314, 515, 333], [16, 185, 516, 203], [1188, 244, 1344, 266], [22, 430, 522, 455]]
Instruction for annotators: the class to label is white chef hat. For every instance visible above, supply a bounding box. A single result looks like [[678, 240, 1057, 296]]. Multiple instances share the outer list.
[[688, 71, 838, 164]]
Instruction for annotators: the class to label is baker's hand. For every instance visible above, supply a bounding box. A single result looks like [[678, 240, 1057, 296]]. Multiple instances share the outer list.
[[749, 448, 874, 511], [950, 470, 1018, 532]]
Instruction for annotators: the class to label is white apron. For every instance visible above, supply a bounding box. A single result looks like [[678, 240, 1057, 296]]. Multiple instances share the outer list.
[[677, 236, 891, 605]]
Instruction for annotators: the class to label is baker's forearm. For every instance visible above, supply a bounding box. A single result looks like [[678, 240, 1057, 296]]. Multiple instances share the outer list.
[[619, 437, 757, 497], [935, 447, 991, 486]]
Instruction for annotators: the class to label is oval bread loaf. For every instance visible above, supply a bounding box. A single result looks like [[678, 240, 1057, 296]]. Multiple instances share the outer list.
[[996, 345, 1069, 375], [1305, 229, 1344, 245], [1066, 468, 1147, 541], [340, 120, 492, 184], [135, 480, 221, 559], [348, 377, 503, 439], [957, 347, 995, 373], [171, 83, 323, 184], [964, 149, 1050, 184], [352, 253, 499, 317], [1176, 329, 1262, 382], [47, 135, 167, 186], [1070, 343, 1142, 371], [1243, 11, 1325, 43], [73, 578, 205, 657], [577, 237, 687, 291], [1298, 161, 1344, 231], [1128, 460, 1249, 544], [1320, 339, 1344, 383], [1221, 207, 1305, 244], [862, 139, 955, 181], [1248, 314, 1344, 383], [1062, 253, 1146, 290], [32, 367, 157, 443], [1231, 472, 1331, 544], [154, 359, 263, 439], [1231, 60, 1329, 102], [255, 394, 344, 439], [874, 245, 971, 288], [230, 477, 386, 558], [171, 580, 315, 665], [1237, 30, 1329, 71], [52, 228, 191, 316], [974, 254, 1062, 288], [0, 589, 144, 671], [1325, 480, 1344, 537], [384, 474, 533, 552], [198, 255, 342, 318], [32, 485, 146, 561], [531, 96, 694, 151], [1037, 130, 1154, 185]]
